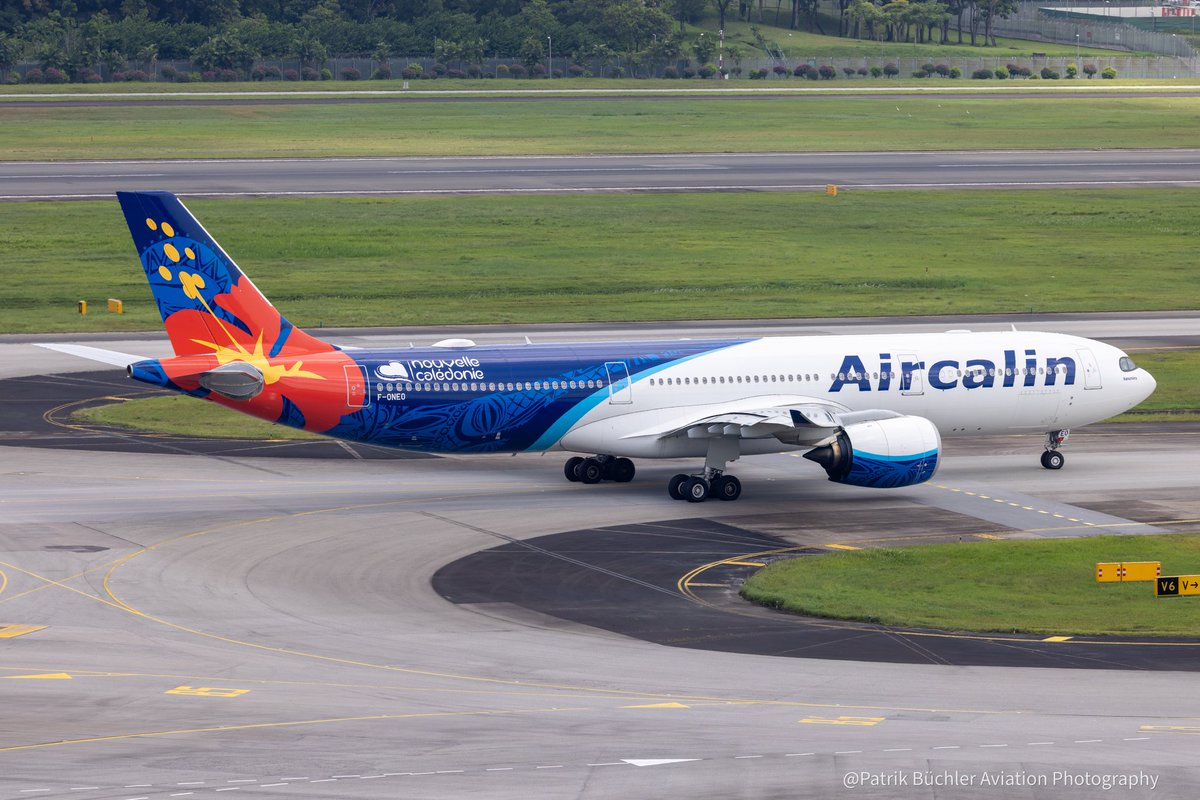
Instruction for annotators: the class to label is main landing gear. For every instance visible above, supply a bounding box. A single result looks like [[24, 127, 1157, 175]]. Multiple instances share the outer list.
[[667, 471, 742, 503], [564, 455, 635, 484], [1040, 429, 1069, 470]]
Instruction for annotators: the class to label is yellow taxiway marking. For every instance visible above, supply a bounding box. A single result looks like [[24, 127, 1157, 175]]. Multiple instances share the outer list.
[[823, 544, 861, 551], [0, 707, 591, 754], [975, 533, 1004, 540], [725, 560, 767, 567], [0, 624, 47, 639], [1140, 725, 1200, 735], [4, 673, 71, 680], [801, 716, 886, 726], [1041, 636, 1074, 643], [622, 702, 690, 709], [165, 686, 250, 698]]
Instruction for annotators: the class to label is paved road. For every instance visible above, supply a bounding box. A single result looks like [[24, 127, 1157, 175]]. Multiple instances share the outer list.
[[1, 318, 1198, 798], [4, 149, 1200, 200]]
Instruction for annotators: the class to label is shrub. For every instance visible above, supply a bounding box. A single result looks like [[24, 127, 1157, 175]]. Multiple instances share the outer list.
[[1040, 66, 1059, 79], [217, 68, 237, 81], [663, 65, 678, 79], [530, 63, 546, 78], [994, 67, 1008, 79], [446, 68, 467, 79], [1102, 66, 1117, 79], [843, 66, 857, 77], [510, 63, 526, 78], [698, 63, 716, 78], [921, 63, 936, 74], [201, 70, 218, 81], [681, 68, 695, 78], [175, 71, 194, 83], [341, 68, 360, 80], [1083, 63, 1097, 78], [934, 63, 950, 77], [251, 66, 266, 81], [83, 71, 103, 83], [432, 62, 447, 76], [912, 69, 928, 78], [818, 64, 835, 79], [319, 67, 332, 80], [264, 66, 282, 80], [972, 68, 993, 79], [749, 68, 766, 79], [1029, 72, 1039, 80], [774, 64, 789, 76], [883, 63, 898, 77], [301, 67, 319, 80], [405, 62, 423, 78], [869, 65, 882, 78], [857, 66, 868, 76], [1013, 66, 1031, 77], [283, 68, 299, 81], [1006, 62, 1021, 74], [161, 65, 177, 80], [371, 66, 391, 80], [467, 64, 481, 78], [568, 64, 585, 77], [949, 65, 961, 78], [1066, 62, 1078, 78], [792, 64, 807, 77], [112, 71, 127, 82], [24, 67, 43, 83], [5, 71, 21, 84], [44, 67, 67, 84]]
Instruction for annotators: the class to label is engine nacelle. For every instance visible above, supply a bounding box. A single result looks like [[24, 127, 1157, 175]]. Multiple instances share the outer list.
[[803, 416, 940, 488]]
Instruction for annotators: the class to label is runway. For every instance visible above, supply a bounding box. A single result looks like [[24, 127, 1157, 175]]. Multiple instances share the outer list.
[[2, 319, 1199, 798], [5, 149, 1200, 201]]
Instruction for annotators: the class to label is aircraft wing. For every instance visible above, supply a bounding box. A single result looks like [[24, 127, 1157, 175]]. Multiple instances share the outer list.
[[33, 343, 151, 368], [620, 399, 905, 446]]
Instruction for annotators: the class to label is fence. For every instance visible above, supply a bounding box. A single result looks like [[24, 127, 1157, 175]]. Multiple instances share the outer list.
[[984, 0, 1198, 59]]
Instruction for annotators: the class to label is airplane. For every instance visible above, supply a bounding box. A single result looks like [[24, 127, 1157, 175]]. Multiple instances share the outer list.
[[41, 191, 1157, 503]]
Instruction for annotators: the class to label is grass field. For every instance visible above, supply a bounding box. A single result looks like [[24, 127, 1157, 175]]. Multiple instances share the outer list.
[[72, 395, 321, 440], [4, 95, 1200, 160], [1112, 350, 1200, 422], [4, 191, 1200, 334], [741, 534, 1200, 635]]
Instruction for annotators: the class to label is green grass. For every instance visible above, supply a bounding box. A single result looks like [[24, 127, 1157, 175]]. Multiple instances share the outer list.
[[4, 191, 1200, 334], [741, 534, 1200, 636], [72, 395, 321, 440], [5, 95, 1200, 160]]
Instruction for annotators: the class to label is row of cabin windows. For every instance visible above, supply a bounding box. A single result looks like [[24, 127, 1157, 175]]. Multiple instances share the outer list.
[[375, 365, 1070, 396]]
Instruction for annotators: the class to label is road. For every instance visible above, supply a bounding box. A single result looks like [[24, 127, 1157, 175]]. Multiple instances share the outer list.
[[0, 317, 1197, 799], [4, 149, 1200, 200]]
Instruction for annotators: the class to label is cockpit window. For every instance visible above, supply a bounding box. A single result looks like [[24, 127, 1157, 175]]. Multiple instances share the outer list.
[[1119, 356, 1138, 372]]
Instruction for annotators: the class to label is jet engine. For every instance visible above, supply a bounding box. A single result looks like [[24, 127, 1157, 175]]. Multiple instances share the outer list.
[[803, 416, 940, 488]]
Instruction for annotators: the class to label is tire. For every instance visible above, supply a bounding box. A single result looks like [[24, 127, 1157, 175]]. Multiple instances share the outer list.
[[685, 477, 709, 503], [1043, 450, 1065, 470], [713, 474, 742, 501], [580, 458, 604, 484], [611, 458, 636, 483], [564, 456, 584, 482], [668, 473, 689, 500]]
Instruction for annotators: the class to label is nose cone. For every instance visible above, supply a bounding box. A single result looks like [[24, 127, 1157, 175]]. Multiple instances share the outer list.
[[1139, 368, 1157, 403]]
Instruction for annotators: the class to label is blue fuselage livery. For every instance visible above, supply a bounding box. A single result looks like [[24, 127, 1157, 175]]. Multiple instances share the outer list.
[[43, 191, 1158, 503]]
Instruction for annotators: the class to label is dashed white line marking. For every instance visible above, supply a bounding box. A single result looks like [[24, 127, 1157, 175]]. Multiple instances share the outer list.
[[883, 748, 913, 752], [834, 751, 863, 755], [258, 783, 288, 788], [226, 780, 257, 784], [308, 779, 337, 783], [1028, 742, 1055, 745], [279, 777, 308, 781], [125, 789, 152, 791], [932, 746, 960, 750], [176, 783, 206, 786], [215, 789, 241, 793], [359, 775, 385, 779], [20, 791, 51, 794], [979, 744, 1009, 748], [734, 755, 764, 759], [70, 789, 100, 791], [168, 794, 194, 797], [486, 767, 515, 771], [1124, 737, 1151, 741], [785, 753, 815, 757], [436, 770, 467, 774], [1074, 739, 1102, 743], [332, 775, 360, 779]]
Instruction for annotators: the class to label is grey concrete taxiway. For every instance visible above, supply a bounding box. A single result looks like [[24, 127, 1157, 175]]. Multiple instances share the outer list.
[[5, 149, 1200, 201], [1, 318, 1199, 798]]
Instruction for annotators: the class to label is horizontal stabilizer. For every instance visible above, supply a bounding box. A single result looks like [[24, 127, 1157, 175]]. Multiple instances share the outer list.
[[34, 343, 150, 368]]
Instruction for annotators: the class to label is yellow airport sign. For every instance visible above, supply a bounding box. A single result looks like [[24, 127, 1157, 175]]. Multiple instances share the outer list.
[[107, 298, 124, 314], [1155, 576, 1200, 598], [1096, 561, 1160, 582]]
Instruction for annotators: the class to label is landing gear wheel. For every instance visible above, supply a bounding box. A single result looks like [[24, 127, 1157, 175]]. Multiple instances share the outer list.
[[579, 458, 604, 484], [684, 477, 710, 503], [712, 474, 742, 501], [564, 456, 584, 482], [668, 473, 690, 500], [1041, 450, 1065, 470], [611, 457, 636, 483]]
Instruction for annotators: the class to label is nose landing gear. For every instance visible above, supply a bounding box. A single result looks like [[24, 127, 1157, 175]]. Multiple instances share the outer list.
[[1040, 429, 1069, 470]]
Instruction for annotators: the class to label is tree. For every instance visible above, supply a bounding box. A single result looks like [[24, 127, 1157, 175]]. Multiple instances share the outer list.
[[713, 0, 734, 35], [692, 32, 715, 64], [671, 0, 708, 34]]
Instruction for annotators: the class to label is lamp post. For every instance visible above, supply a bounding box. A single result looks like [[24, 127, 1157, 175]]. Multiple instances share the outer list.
[[719, 28, 724, 77], [1075, 32, 1080, 62], [547, 35, 552, 77]]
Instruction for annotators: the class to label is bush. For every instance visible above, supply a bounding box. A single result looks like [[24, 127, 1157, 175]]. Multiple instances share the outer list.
[[921, 63, 936, 75], [568, 64, 585, 77], [432, 63, 447, 76], [201, 70, 218, 81], [774, 64, 789, 76], [5, 71, 21, 84], [1029, 72, 1039, 80], [663, 66, 679, 79], [792, 64, 807, 77], [818, 64, 835, 79], [251, 66, 266, 81], [217, 68, 237, 81], [341, 68, 360, 80], [949, 65, 961, 78], [319, 68, 332, 80], [467, 64, 481, 78], [994, 67, 1008, 79], [1066, 62, 1078, 79], [1102, 66, 1117, 79], [283, 68, 299, 81], [175, 71, 194, 83], [405, 62, 423, 78], [83, 71, 103, 83], [161, 65, 177, 80], [112, 71, 127, 82], [749, 68, 766, 79], [264, 66, 281, 80], [300, 67, 319, 80], [1083, 63, 1097, 78], [681, 68, 695, 78], [510, 63, 526, 78], [857, 67, 868, 76], [530, 63, 546, 78], [43, 67, 67, 84], [24, 67, 43, 83], [934, 63, 950, 77], [1040, 66, 1059, 79], [697, 63, 715, 78], [843, 66, 857, 77], [869, 65, 882, 78], [446, 68, 467, 79], [912, 70, 928, 78], [1013, 66, 1031, 77], [371, 66, 391, 80], [972, 68, 993, 79], [883, 63, 898, 78]]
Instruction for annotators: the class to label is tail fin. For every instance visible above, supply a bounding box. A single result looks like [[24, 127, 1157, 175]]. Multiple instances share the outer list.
[[117, 191, 332, 358]]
